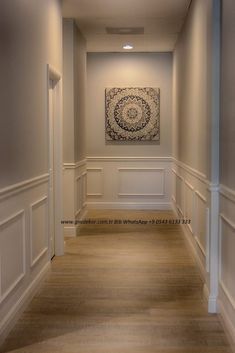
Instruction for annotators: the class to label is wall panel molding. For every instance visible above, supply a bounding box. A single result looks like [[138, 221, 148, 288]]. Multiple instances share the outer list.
[[0, 210, 26, 304], [220, 184, 235, 204], [63, 159, 87, 170], [172, 157, 208, 184], [87, 156, 172, 163], [172, 160, 210, 308], [0, 174, 49, 201], [29, 196, 48, 268], [86, 201, 171, 210], [87, 168, 103, 197], [117, 168, 165, 197]]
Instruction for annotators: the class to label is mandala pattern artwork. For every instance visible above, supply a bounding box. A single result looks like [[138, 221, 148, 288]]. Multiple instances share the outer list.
[[105, 87, 160, 141]]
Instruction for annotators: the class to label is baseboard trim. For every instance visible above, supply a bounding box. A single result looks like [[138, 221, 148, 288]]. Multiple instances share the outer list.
[[86, 202, 172, 210], [0, 261, 50, 345]]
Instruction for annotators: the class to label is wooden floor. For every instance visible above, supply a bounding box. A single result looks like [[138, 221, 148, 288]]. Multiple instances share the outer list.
[[0, 210, 233, 353]]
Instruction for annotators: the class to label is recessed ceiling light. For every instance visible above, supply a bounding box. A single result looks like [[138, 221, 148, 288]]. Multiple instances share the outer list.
[[123, 44, 133, 50]]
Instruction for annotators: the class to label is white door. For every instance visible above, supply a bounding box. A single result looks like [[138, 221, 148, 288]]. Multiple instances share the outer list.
[[49, 80, 55, 258]]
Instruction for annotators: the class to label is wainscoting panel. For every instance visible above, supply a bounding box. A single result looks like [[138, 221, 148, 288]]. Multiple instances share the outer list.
[[87, 168, 102, 197], [172, 160, 209, 298], [218, 187, 235, 341], [0, 174, 50, 340], [63, 160, 87, 236], [86, 157, 172, 209], [184, 181, 194, 234], [118, 168, 164, 197], [30, 197, 48, 268], [0, 210, 26, 303], [195, 191, 207, 259]]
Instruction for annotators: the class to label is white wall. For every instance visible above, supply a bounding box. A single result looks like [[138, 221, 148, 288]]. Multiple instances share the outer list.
[[63, 20, 87, 235], [172, 0, 214, 309], [86, 53, 173, 209], [218, 0, 235, 342], [0, 0, 62, 340]]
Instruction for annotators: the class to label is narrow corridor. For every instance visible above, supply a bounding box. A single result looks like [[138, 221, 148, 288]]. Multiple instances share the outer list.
[[0, 210, 232, 353]]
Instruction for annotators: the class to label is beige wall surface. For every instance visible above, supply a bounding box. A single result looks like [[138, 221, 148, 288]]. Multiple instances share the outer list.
[[63, 19, 75, 163], [86, 52, 173, 157], [0, 0, 62, 189], [173, 0, 212, 177], [63, 20, 86, 163], [74, 25, 87, 162], [221, 0, 235, 190]]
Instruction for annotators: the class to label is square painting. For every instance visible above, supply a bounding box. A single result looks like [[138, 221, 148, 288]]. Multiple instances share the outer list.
[[105, 87, 160, 141]]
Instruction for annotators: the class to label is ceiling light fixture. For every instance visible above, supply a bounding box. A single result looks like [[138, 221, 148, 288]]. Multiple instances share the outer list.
[[123, 44, 133, 50]]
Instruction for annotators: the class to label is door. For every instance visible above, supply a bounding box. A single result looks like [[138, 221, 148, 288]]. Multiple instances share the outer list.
[[49, 79, 55, 258]]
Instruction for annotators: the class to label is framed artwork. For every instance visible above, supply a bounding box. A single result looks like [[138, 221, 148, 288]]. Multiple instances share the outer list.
[[105, 87, 160, 142]]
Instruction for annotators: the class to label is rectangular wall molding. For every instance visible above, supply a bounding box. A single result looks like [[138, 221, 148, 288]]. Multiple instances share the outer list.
[[29, 196, 48, 268], [86, 157, 172, 209], [220, 184, 235, 204], [172, 160, 209, 303], [87, 168, 103, 197], [219, 193, 235, 342], [118, 168, 165, 197], [0, 210, 26, 304]]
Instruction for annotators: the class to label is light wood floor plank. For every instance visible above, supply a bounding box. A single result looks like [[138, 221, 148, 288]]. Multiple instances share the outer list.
[[0, 210, 233, 353]]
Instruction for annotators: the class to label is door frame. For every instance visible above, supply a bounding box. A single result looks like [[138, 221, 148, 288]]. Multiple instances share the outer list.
[[47, 64, 63, 256]]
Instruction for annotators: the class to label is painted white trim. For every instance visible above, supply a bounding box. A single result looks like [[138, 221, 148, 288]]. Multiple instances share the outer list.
[[0, 262, 50, 344], [63, 163, 76, 169], [47, 64, 63, 256], [0, 210, 26, 304], [206, 207, 210, 273], [172, 200, 207, 283], [220, 280, 235, 312], [184, 181, 195, 234], [63, 159, 87, 169], [195, 236, 206, 258], [208, 184, 220, 313], [172, 168, 184, 181], [195, 190, 207, 204], [185, 180, 194, 191], [86, 156, 172, 163], [172, 158, 208, 183], [29, 196, 48, 268], [220, 184, 235, 204], [75, 208, 82, 218], [86, 202, 171, 210], [86, 168, 104, 197], [87, 168, 103, 172], [220, 213, 235, 231], [218, 299, 235, 344], [0, 174, 49, 200]]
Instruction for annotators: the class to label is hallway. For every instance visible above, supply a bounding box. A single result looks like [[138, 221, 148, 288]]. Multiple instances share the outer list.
[[0, 211, 232, 353]]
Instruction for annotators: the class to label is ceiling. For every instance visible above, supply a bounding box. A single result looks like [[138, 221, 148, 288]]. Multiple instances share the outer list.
[[62, 0, 192, 52]]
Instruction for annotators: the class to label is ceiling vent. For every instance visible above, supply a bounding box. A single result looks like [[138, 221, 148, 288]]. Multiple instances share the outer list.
[[106, 27, 144, 35]]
